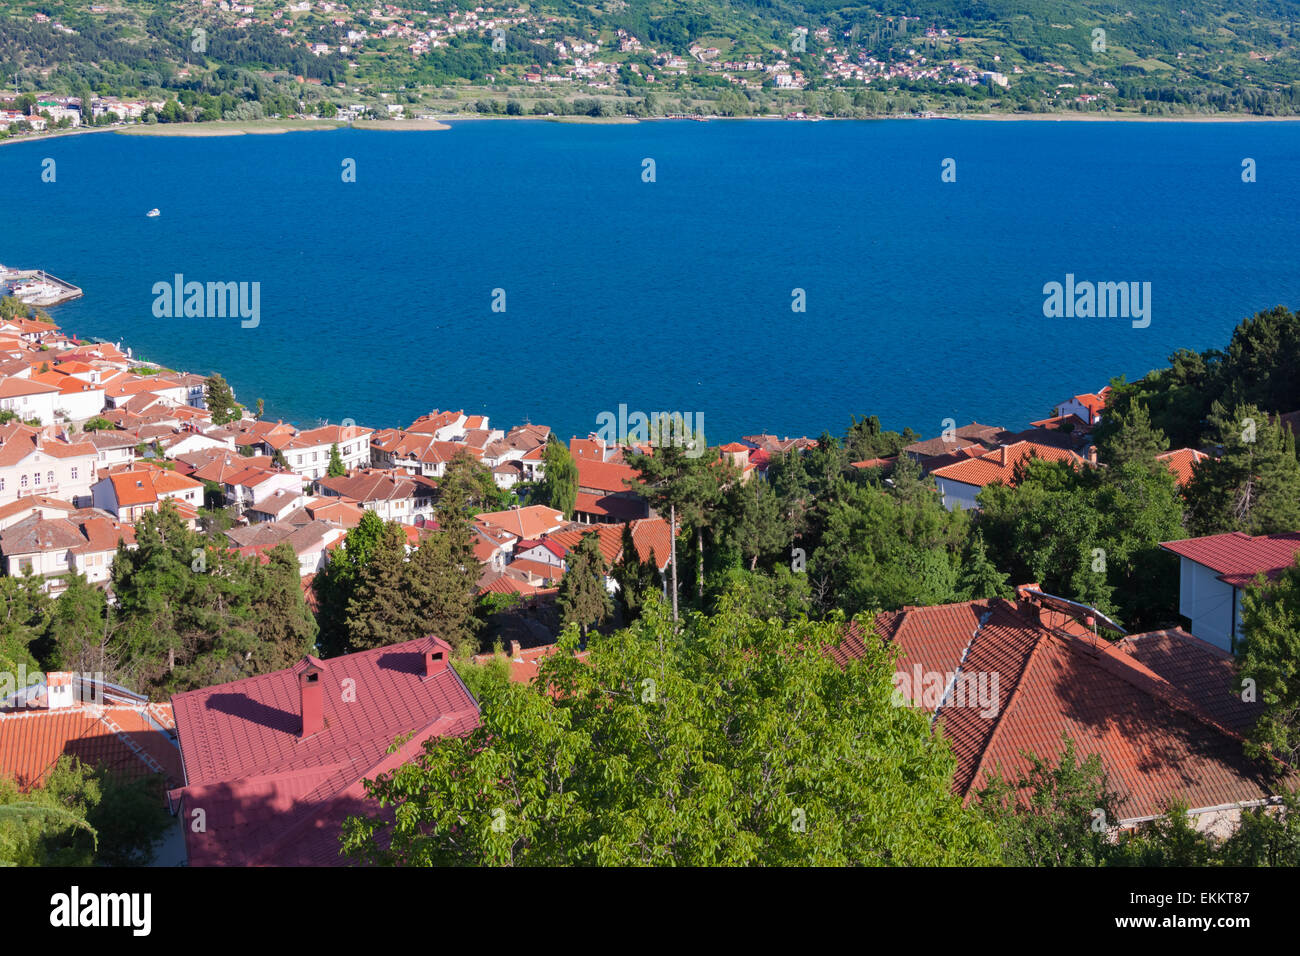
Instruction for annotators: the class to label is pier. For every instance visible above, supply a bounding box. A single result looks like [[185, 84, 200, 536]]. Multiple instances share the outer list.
[[0, 265, 83, 306]]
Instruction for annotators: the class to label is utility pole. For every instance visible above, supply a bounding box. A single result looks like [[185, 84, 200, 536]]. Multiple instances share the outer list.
[[669, 502, 678, 622]]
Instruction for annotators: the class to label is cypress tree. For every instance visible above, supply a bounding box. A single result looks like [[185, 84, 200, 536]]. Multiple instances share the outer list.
[[557, 532, 612, 638]]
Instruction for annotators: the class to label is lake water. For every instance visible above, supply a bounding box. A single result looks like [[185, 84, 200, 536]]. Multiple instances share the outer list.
[[5, 118, 1299, 443]]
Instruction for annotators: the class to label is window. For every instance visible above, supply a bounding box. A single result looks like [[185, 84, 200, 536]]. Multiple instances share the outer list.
[[47, 472, 54, 484], [71, 467, 78, 480], [21, 475, 28, 488], [312, 452, 319, 463], [33, 473, 40, 485], [296, 455, 303, 465], [0, 478, 4, 491]]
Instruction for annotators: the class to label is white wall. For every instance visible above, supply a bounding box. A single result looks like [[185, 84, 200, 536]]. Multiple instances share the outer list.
[[934, 477, 980, 512], [0, 391, 59, 424], [54, 389, 107, 421], [1178, 557, 1241, 652]]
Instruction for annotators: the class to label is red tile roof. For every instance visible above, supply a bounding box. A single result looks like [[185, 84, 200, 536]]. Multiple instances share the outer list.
[[1156, 447, 1212, 487], [474, 505, 565, 540], [507, 556, 565, 582], [836, 597, 1285, 821], [1160, 532, 1300, 589], [573, 492, 648, 521], [930, 440, 1083, 488], [170, 636, 479, 866], [0, 701, 182, 791], [576, 456, 639, 494]]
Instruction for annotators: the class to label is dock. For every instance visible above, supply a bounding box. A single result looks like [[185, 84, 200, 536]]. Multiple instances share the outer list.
[[0, 266, 83, 306]]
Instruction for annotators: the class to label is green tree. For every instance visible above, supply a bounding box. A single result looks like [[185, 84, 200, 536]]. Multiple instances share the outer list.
[[110, 502, 262, 693], [345, 520, 415, 652], [1185, 402, 1300, 535], [0, 757, 170, 867], [205, 373, 240, 425], [314, 510, 388, 656], [1109, 800, 1217, 866], [628, 437, 732, 613], [1219, 305, 1300, 415], [440, 449, 510, 517], [1097, 401, 1168, 470], [0, 574, 52, 676], [341, 597, 1001, 866], [405, 526, 480, 653], [326, 442, 346, 478], [249, 542, 318, 671], [976, 735, 1121, 866], [535, 438, 578, 519], [716, 478, 789, 572], [611, 524, 660, 622], [44, 573, 111, 676], [958, 532, 1012, 600], [1217, 787, 1300, 866], [1238, 555, 1300, 769], [557, 532, 612, 638]]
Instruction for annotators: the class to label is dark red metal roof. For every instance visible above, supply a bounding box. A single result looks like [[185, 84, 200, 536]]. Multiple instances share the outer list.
[[1161, 532, 1300, 588], [170, 635, 479, 866]]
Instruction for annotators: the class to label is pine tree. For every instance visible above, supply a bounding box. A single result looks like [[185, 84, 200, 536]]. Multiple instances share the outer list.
[[344, 521, 415, 651], [611, 524, 659, 621], [44, 573, 110, 675], [557, 532, 612, 638], [627, 437, 732, 610], [0, 575, 52, 676], [958, 532, 1011, 600], [249, 543, 318, 671], [326, 442, 346, 478], [315, 510, 387, 655], [1097, 401, 1168, 470], [1238, 555, 1300, 769], [404, 527, 480, 652], [536, 438, 578, 519], [1185, 402, 1300, 535], [205, 373, 240, 426]]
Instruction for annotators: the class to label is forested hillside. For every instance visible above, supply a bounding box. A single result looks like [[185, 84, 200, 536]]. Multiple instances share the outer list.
[[3, 0, 1300, 118]]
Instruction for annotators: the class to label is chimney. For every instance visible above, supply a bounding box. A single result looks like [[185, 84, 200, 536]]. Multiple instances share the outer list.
[[299, 663, 324, 737], [509, 640, 522, 660], [46, 672, 75, 710], [1085, 444, 1098, 466], [424, 637, 450, 677], [998, 445, 1008, 467]]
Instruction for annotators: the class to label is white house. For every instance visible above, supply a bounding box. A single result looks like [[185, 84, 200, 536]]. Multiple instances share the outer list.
[[1160, 532, 1300, 652], [224, 466, 303, 510], [0, 378, 62, 425], [0, 508, 135, 594], [274, 424, 372, 481], [0, 424, 98, 507], [1053, 388, 1111, 428], [315, 469, 437, 524], [163, 431, 234, 458], [929, 441, 1086, 512], [90, 468, 203, 522]]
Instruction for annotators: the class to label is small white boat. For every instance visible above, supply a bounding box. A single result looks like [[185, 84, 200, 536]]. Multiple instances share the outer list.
[[146, 208, 160, 217]]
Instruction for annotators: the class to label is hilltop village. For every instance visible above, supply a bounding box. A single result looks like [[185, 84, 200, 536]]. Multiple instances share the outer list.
[[2, 301, 1300, 867]]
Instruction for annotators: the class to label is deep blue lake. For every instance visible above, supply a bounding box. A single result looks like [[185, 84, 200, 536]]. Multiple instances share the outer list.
[[4, 118, 1299, 442]]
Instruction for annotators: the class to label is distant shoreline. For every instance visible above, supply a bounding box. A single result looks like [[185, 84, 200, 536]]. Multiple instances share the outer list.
[[4, 111, 1300, 148]]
